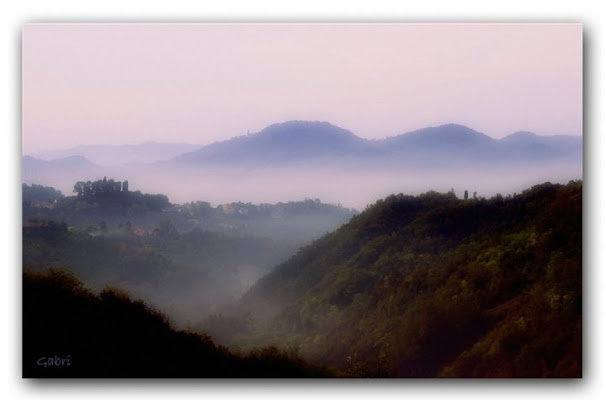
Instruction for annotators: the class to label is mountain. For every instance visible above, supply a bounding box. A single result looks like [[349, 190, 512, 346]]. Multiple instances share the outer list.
[[27, 122, 582, 170], [22, 155, 103, 196], [499, 131, 583, 160], [24, 154, 95, 168], [175, 120, 369, 165], [172, 121, 581, 168], [377, 124, 501, 166], [235, 181, 582, 377], [21, 121, 582, 211], [383, 124, 497, 152], [31, 141, 202, 167], [23, 155, 98, 179]]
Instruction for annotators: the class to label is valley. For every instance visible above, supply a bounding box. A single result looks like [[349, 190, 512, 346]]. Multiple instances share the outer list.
[[21, 120, 582, 377], [22, 179, 582, 377]]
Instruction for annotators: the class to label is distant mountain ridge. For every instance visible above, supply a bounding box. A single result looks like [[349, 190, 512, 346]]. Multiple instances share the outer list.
[[22, 121, 582, 208], [26, 121, 582, 168], [176, 121, 368, 164], [31, 141, 202, 166], [173, 121, 582, 167], [498, 131, 583, 159], [23, 155, 98, 176], [22, 155, 101, 193], [384, 124, 496, 149]]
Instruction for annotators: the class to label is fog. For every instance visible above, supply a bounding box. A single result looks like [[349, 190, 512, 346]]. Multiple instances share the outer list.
[[32, 160, 581, 210], [22, 158, 581, 330]]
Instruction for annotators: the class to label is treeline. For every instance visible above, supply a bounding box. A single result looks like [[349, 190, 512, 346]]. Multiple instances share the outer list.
[[69, 178, 169, 213], [23, 269, 328, 377], [23, 181, 356, 241], [233, 181, 582, 378], [178, 197, 354, 221], [22, 183, 64, 205], [23, 180, 169, 230], [73, 177, 129, 196], [174, 198, 357, 241]]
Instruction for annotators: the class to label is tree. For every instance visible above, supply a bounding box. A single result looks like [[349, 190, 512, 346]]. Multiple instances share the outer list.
[[155, 220, 178, 238], [84, 181, 93, 196], [464, 190, 469, 200], [73, 181, 85, 196]]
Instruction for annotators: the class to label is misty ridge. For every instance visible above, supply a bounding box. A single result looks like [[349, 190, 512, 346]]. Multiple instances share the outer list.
[[22, 120, 582, 377], [23, 120, 582, 210]]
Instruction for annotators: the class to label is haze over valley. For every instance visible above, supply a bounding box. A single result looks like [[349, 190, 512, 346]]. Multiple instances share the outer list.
[[23, 178, 582, 377], [21, 23, 582, 378], [23, 120, 582, 210]]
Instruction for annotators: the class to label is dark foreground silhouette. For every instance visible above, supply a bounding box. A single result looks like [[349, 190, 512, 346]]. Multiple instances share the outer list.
[[23, 269, 329, 378]]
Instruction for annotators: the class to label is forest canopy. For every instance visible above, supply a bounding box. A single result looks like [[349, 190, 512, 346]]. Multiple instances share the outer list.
[[233, 181, 582, 378]]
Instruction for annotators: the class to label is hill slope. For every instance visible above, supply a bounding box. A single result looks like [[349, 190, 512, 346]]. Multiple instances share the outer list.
[[23, 155, 98, 178], [23, 269, 327, 377], [31, 141, 202, 166], [22, 155, 101, 192], [237, 181, 582, 377], [175, 120, 368, 165], [499, 131, 583, 160]]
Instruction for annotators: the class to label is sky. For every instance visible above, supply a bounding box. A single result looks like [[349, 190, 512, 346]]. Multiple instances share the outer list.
[[22, 22, 582, 154]]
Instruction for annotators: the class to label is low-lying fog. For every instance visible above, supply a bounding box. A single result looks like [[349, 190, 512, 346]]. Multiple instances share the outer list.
[[22, 159, 582, 332], [26, 161, 583, 210]]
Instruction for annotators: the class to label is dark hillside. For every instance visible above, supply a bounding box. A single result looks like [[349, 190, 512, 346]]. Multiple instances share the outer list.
[[23, 269, 328, 378], [237, 181, 582, 378]]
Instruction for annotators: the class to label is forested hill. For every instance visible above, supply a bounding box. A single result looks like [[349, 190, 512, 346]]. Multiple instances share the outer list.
[[237, 181, 582, 378], [23, 180, 356, 241]]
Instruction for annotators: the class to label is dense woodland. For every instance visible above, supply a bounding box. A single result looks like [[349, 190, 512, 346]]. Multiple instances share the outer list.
[[23, 179, 355, 241], [22, 179, 582, 378], [230, 181, 582, 377]]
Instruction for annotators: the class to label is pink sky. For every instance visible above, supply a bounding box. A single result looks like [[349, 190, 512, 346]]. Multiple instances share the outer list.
[[22, 23, 582, 154]]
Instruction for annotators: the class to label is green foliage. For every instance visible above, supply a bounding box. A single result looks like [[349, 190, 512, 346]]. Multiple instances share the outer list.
[[23, 183, 64, 204], [73, 177, 127, 196], [240, 181, 582, 378], [24, 180, 356, 243], [24, 182, 170, 230]]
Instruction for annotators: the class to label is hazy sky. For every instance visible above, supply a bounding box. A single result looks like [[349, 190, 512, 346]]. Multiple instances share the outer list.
[[22, 23, 582, 154]]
